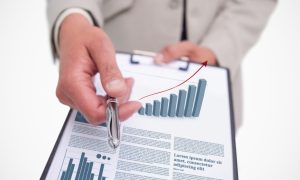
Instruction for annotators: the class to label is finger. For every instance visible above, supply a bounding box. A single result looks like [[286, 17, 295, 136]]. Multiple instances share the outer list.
[[118, 77, 134, 104], [56, 85, 77, 109], [154, 41, 198, 64], [66, 73, 107, 125], [118, 101, 142, 121], [88, 31, 127, 98]]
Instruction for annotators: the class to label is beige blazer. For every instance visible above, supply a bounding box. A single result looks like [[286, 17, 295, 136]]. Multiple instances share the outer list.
[[47, 0, 277, 129]]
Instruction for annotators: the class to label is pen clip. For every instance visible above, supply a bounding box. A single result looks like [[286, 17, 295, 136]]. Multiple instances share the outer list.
[[132, 49, 191, 71], [106, 96, 120, 149]]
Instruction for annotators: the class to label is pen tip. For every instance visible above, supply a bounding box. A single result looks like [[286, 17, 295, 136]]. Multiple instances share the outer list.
[[108, 139, 120, 149]]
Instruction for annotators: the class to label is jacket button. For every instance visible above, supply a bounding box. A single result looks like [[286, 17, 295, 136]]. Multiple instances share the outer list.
[[169, 0, 180, 9]]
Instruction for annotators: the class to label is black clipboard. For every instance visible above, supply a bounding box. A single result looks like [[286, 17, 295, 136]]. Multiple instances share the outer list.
[[41, 51, 238, 180]]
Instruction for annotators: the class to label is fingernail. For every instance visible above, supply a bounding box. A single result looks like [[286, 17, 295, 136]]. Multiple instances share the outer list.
[[106, 79, 125, 92], [154, 53, 165, 65]]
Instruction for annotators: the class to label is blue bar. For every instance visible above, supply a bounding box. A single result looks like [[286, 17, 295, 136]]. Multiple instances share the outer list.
[[145, 103, 153, 116], [67, 164, 75, 180], [65, 158, 73, 180], [86, 162, 93, 180], [100, 123, 106, 127], [192, 79, 207, 117], [61, 172, 66, 180], [75, 112, 88, 123], [75, 153, 85, 180], [76, 112, 106, 127], [168, 94, 178, 117], [184, 85, 197, 117], [153, 100, 161, 116], [90, 174, 94, 180], [176, 90, 187, 117], [138, 107, 145, 115], [160, 97, 169, 117], [98, 164, 105, 180], [79, 157, 87, 180], [83, 162, 90, 180], [102, 177, 106, 180]]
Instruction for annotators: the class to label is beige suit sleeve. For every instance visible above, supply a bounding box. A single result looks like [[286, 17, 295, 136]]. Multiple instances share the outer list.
[[201, 0, 277, 77], [47, 0, 103, 59]]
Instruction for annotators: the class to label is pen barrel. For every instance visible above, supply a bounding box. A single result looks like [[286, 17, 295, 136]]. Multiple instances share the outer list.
[[106, 98, 120, 149]]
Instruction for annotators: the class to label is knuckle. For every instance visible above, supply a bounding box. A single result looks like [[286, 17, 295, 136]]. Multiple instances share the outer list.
[[56, 88, 67, 105], [57, 98, 67, 105], [55, 88, 62, 99], [164, 45, 176, 56], [164, 46, 172, 53], [58, 75, 73, 92], [56, 78, 74, 104]]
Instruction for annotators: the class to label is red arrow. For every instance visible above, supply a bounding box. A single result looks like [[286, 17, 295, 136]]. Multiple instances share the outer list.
[[139, 61, 208, 100]]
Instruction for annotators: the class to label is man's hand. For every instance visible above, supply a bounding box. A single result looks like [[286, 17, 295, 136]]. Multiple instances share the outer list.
[[57, 14, 141, 125], [154, 41, 217, 65]]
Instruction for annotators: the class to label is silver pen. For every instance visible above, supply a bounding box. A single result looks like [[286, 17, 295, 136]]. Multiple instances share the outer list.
[[106, 96, 121, 149]]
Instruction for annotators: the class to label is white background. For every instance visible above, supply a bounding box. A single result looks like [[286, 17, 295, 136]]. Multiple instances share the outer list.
[[0, 0, 299, 179]]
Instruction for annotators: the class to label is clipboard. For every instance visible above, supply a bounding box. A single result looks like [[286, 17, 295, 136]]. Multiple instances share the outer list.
[[41, 51, 238, 180]]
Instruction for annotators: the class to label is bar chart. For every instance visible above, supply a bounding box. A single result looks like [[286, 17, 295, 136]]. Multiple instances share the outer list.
[[138, 79, 207, 117], [60, 152, 111, 180]]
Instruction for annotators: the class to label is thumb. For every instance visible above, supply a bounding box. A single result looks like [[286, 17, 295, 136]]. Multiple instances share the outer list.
[[88, 32, 127, 97]]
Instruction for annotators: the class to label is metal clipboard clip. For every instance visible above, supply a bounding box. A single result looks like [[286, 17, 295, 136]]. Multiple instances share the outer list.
[[130, 50, 190, 71]]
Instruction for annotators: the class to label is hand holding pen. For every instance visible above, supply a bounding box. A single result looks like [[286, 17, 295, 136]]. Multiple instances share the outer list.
[[56, 14, 141, 125]]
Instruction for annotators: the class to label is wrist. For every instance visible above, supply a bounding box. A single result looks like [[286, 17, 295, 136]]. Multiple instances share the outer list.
[[60, 13, 93, 40], [54, 8, 94, 57]]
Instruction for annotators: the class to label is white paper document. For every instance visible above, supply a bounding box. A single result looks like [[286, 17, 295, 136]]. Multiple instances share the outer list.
[[44, 53, 237, 180]]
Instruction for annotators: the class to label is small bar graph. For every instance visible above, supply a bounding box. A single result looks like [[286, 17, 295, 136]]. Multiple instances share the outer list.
[[60, 152, 111, 180], [138, 79, 207, 118]]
